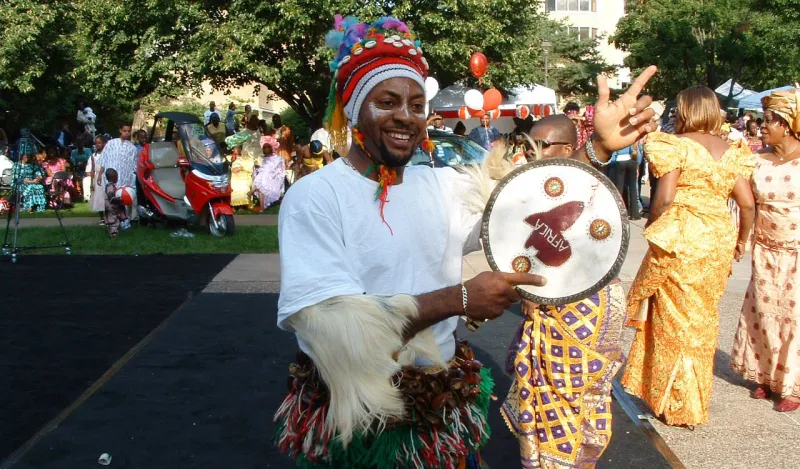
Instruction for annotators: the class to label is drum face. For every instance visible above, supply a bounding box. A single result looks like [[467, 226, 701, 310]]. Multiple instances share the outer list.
[[481, 158, 629, 305]]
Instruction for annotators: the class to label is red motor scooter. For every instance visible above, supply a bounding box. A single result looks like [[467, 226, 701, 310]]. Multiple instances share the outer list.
[[137, 112, 235, 236]]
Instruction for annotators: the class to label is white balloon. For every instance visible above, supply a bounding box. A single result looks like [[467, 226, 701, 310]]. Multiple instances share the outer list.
[[425, 77, 440, 101], [464, 89, 484, 110]]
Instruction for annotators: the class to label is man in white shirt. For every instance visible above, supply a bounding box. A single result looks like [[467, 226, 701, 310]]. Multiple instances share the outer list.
[[98, 123, 139, 223], [203, 101, 222, 125], [274, 15, 659, 469], [427, 113, 453, 133], [76, 101, 97, 137]]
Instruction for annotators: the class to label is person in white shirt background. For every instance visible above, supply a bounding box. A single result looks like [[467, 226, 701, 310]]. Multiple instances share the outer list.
[[427, 113, 453, 133], [77, 101, 97, 138], [203, 101, 222, 125]]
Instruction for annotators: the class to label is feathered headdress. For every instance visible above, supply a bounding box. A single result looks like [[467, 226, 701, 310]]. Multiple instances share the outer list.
[[323, 15, 429, 154]]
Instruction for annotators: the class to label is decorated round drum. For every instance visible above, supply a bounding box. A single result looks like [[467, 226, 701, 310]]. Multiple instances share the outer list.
[[481, 158, 629, 305]]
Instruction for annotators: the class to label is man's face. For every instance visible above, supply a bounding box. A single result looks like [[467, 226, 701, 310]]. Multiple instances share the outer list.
[[137, 130, 148, 146], [481, 115, 490, 127], [245, 105, 251, 114], [433, 118, 444, 129], [95, 137, 105, 153], [529, 124, 574, 159], [357, 77, 427, 168], [210, 103, 216, 111], [120, 125, 132, 141]]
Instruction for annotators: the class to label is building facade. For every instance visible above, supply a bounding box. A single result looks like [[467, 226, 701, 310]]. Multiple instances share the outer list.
[[544, 0, 630, 89], [195, 81, 289, 119]]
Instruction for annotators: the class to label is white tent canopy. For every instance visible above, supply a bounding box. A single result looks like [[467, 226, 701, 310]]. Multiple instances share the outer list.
[[429, 83, 557, 111], [430, 83, 558, 135], [715, 79, 755, 103], [737, 85, 794, 110]]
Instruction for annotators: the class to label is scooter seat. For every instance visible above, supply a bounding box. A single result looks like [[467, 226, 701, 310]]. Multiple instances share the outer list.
[[152, 167, 186, 200]]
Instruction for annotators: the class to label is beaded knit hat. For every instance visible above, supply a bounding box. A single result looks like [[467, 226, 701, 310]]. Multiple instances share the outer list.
[[324, 16, 429, 153]]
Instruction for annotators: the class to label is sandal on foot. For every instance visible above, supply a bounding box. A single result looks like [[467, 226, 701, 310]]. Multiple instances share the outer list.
[[752, 386, 771, 399], [776, 399, 800, 412]]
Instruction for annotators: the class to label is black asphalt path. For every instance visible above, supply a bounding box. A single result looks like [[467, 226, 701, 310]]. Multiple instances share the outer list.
[[3, 269, 671, 468], [0, 255, 236, 463]]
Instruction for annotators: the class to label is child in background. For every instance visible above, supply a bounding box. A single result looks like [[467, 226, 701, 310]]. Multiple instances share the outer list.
[[104, 168, 128, 238], [250, 142, 285, 211]]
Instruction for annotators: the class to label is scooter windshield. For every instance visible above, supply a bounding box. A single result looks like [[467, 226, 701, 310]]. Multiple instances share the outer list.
[[178, 123, 226, 176]]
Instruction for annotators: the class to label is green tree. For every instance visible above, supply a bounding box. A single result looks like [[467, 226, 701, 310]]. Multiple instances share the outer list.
[[613, 0, 800, 100], [545, 20, 615, 102], [0, 0, 81, 134], [177, 0, 554, 129]]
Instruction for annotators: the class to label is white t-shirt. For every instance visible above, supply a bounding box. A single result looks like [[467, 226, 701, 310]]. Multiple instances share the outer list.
[[728, 128, 745, 142], [204, 109, 222, 124], [277, 159, 481, 363]]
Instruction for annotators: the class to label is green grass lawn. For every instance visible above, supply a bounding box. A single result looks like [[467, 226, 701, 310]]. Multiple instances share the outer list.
[[18, 202, 97, 218], [7, 225, 279, 255], [18, 202, 281, 219]]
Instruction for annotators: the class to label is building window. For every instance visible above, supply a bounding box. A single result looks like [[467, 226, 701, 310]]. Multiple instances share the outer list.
[[568, 27, 596, 41], [547, 0, 592, 11]]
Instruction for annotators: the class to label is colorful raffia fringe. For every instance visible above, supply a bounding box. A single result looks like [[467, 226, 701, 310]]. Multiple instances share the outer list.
[[351, 127, 397, 234], [273, 368, 494, 469]]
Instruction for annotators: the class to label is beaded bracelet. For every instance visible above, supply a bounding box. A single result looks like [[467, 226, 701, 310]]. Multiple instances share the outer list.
[[585, 134, 611, 169]]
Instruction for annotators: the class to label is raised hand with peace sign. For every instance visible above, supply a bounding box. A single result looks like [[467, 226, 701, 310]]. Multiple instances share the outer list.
[[573, 66, 660, 165]]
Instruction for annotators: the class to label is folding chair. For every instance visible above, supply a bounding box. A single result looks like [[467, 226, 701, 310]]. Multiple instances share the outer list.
[[48, 171, 74, 210]]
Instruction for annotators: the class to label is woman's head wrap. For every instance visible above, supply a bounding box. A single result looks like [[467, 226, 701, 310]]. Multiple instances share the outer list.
[[225, 132, 250, 149], [762, 89, 800, 135], [324, 16, 428, 153]]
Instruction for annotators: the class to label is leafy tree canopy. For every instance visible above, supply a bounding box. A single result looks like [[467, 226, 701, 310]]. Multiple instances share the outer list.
[[0, 0, 612, 135], [613, 0, 800, 101]]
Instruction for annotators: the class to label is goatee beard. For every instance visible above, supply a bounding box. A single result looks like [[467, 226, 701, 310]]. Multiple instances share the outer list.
[[379, 141, 412, 168]]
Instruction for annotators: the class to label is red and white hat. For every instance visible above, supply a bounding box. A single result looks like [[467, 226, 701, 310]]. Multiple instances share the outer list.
[[324, 16, 429, 151]]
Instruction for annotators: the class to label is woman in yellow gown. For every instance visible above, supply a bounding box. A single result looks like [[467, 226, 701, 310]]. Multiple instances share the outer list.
[[227, 116, 262, 208], [621, 86, 756, 427]]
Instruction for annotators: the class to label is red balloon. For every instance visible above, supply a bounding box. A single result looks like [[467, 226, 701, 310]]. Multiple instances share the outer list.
[[458, 106, 472, 120], [471, 109, 486, 118], [544, 105, 553, 116], [482, 88, 502, 111], [469, 52, 488, 79], [489, 108, 502, 120], [533, 104, 542, 117]]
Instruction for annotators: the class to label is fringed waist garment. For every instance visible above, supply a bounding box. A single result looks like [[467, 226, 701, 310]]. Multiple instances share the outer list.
[[274, 340, 494, 469]]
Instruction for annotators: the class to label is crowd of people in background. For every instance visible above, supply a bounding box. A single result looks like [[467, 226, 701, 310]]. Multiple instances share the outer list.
[[0, 100, 343, 224]]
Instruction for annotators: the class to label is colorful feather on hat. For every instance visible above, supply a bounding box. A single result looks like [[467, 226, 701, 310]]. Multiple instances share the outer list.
[[323, 15, 416, 154]]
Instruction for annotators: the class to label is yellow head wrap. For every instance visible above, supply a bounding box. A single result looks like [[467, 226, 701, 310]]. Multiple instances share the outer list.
[[762, 89, 800, 135]]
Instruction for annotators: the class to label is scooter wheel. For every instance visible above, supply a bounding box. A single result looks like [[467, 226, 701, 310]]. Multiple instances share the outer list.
[[210, 214, 235, 237]]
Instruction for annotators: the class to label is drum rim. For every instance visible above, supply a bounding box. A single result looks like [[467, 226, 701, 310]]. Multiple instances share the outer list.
[[480, 157, 630, 305]]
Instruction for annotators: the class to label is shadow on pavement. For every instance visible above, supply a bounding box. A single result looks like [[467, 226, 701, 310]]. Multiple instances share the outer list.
[[0, 255, 236, 463], [10, 294, 671, 469]]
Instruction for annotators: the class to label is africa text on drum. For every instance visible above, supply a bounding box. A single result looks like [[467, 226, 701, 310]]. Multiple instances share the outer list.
[[524, 201, 585, 267]]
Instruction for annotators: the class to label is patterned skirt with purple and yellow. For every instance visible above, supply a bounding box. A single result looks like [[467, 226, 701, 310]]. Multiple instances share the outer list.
[[501, 283, 626, 469]]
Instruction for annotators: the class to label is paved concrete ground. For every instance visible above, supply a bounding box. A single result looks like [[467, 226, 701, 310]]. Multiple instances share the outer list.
[[13, 214, 279, 228], [207, 217, 798, 468]]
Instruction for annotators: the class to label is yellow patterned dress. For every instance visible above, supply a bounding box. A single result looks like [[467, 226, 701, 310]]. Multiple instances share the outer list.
[[621, 133, 755, 426], [501, 283, 626, 468]]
